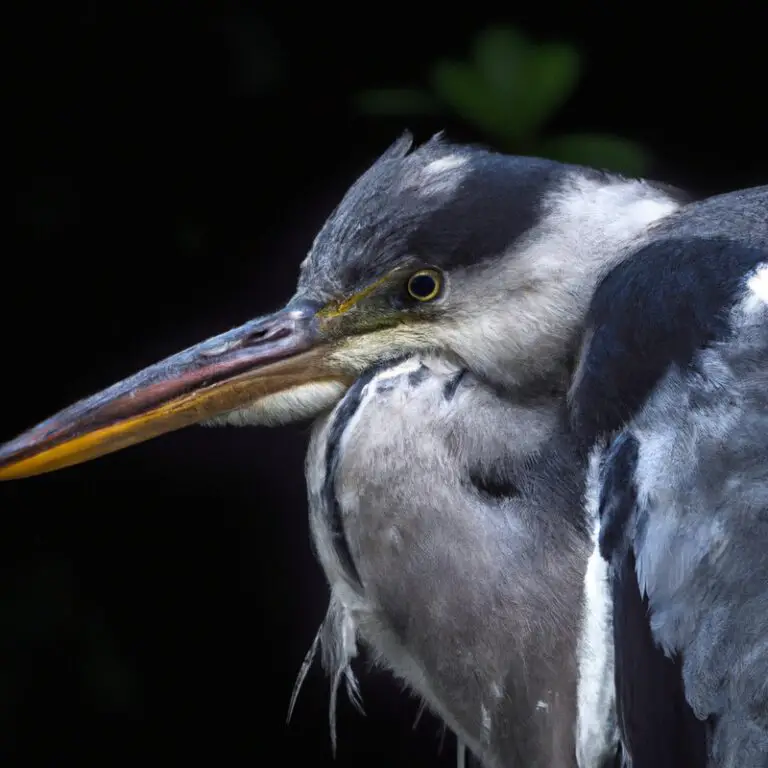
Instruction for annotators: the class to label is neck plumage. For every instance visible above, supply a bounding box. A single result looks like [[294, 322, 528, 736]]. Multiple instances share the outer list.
[[450, 172, 685, 396]]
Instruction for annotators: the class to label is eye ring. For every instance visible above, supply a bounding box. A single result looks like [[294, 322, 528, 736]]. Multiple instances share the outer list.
[[406, 269, 442, 302]]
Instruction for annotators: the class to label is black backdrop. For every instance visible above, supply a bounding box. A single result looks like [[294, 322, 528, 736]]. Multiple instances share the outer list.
[[5, 4, 768, 766]]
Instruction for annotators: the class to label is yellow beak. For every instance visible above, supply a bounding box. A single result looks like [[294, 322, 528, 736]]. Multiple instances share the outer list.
[[0, 301, 351, 481]]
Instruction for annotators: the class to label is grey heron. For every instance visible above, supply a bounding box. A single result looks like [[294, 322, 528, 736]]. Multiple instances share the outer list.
[[1, 133, 764, 765], [1, 132, 670, 765]]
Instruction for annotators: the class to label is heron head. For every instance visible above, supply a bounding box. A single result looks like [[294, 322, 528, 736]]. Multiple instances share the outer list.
[[0, 133, 678, 480]]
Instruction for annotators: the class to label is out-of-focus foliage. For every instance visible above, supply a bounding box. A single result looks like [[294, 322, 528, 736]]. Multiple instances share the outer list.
[[0, 555, 139, 729], [356, 26, 650, 176], [219, 12, 285, 96]]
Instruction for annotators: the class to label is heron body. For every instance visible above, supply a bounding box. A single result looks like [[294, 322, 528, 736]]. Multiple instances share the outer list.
[[298, 353, 601, 767], [571, 185, 768, 767], [1, 135, 765, 767]]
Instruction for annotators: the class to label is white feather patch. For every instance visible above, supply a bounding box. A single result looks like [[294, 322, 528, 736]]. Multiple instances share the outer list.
[[575, 445, 619, 768], [746, 263, 768, 309], [202, 380, 347, 427], [413, 154, 470, 196]]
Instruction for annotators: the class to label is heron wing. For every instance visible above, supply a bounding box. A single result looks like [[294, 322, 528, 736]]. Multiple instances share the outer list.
[[571, 185, 768, 767]]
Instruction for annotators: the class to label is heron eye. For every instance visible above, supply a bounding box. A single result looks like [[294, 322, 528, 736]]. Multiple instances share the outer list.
[[407, 270, 442, 302]]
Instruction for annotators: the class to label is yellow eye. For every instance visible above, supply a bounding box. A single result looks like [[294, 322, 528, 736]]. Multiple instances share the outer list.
[[407, 269, 442, 302]]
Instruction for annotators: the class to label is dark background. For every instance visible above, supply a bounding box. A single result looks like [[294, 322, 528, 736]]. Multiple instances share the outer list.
[[5, 4, 767, 766]]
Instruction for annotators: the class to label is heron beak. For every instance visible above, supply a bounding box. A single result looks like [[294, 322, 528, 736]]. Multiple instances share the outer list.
[[0, 301, 351, 481]]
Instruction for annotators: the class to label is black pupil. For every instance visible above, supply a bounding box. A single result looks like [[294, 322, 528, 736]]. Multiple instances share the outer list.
[[410, 273, 436, 298]]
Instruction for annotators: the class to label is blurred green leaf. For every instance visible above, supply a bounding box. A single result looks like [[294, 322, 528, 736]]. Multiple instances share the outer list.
[[515, 43, 581, 138], [537, 133, 651, 176], [355, 88, 441, 115], [473, 28, 580, 142], [221, 14, 284, 96], [472, 27, 530, 134], [429, 60, 511, 143], [354, 25, 651, 174]]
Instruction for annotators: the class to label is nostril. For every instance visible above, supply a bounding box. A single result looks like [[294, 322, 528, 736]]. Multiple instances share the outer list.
[[242, 325, 290, 347], [245, 328, 269, 342]]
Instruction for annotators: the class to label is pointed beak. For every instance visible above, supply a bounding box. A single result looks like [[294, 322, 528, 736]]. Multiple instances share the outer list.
[[0, 301, 351, 481]]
